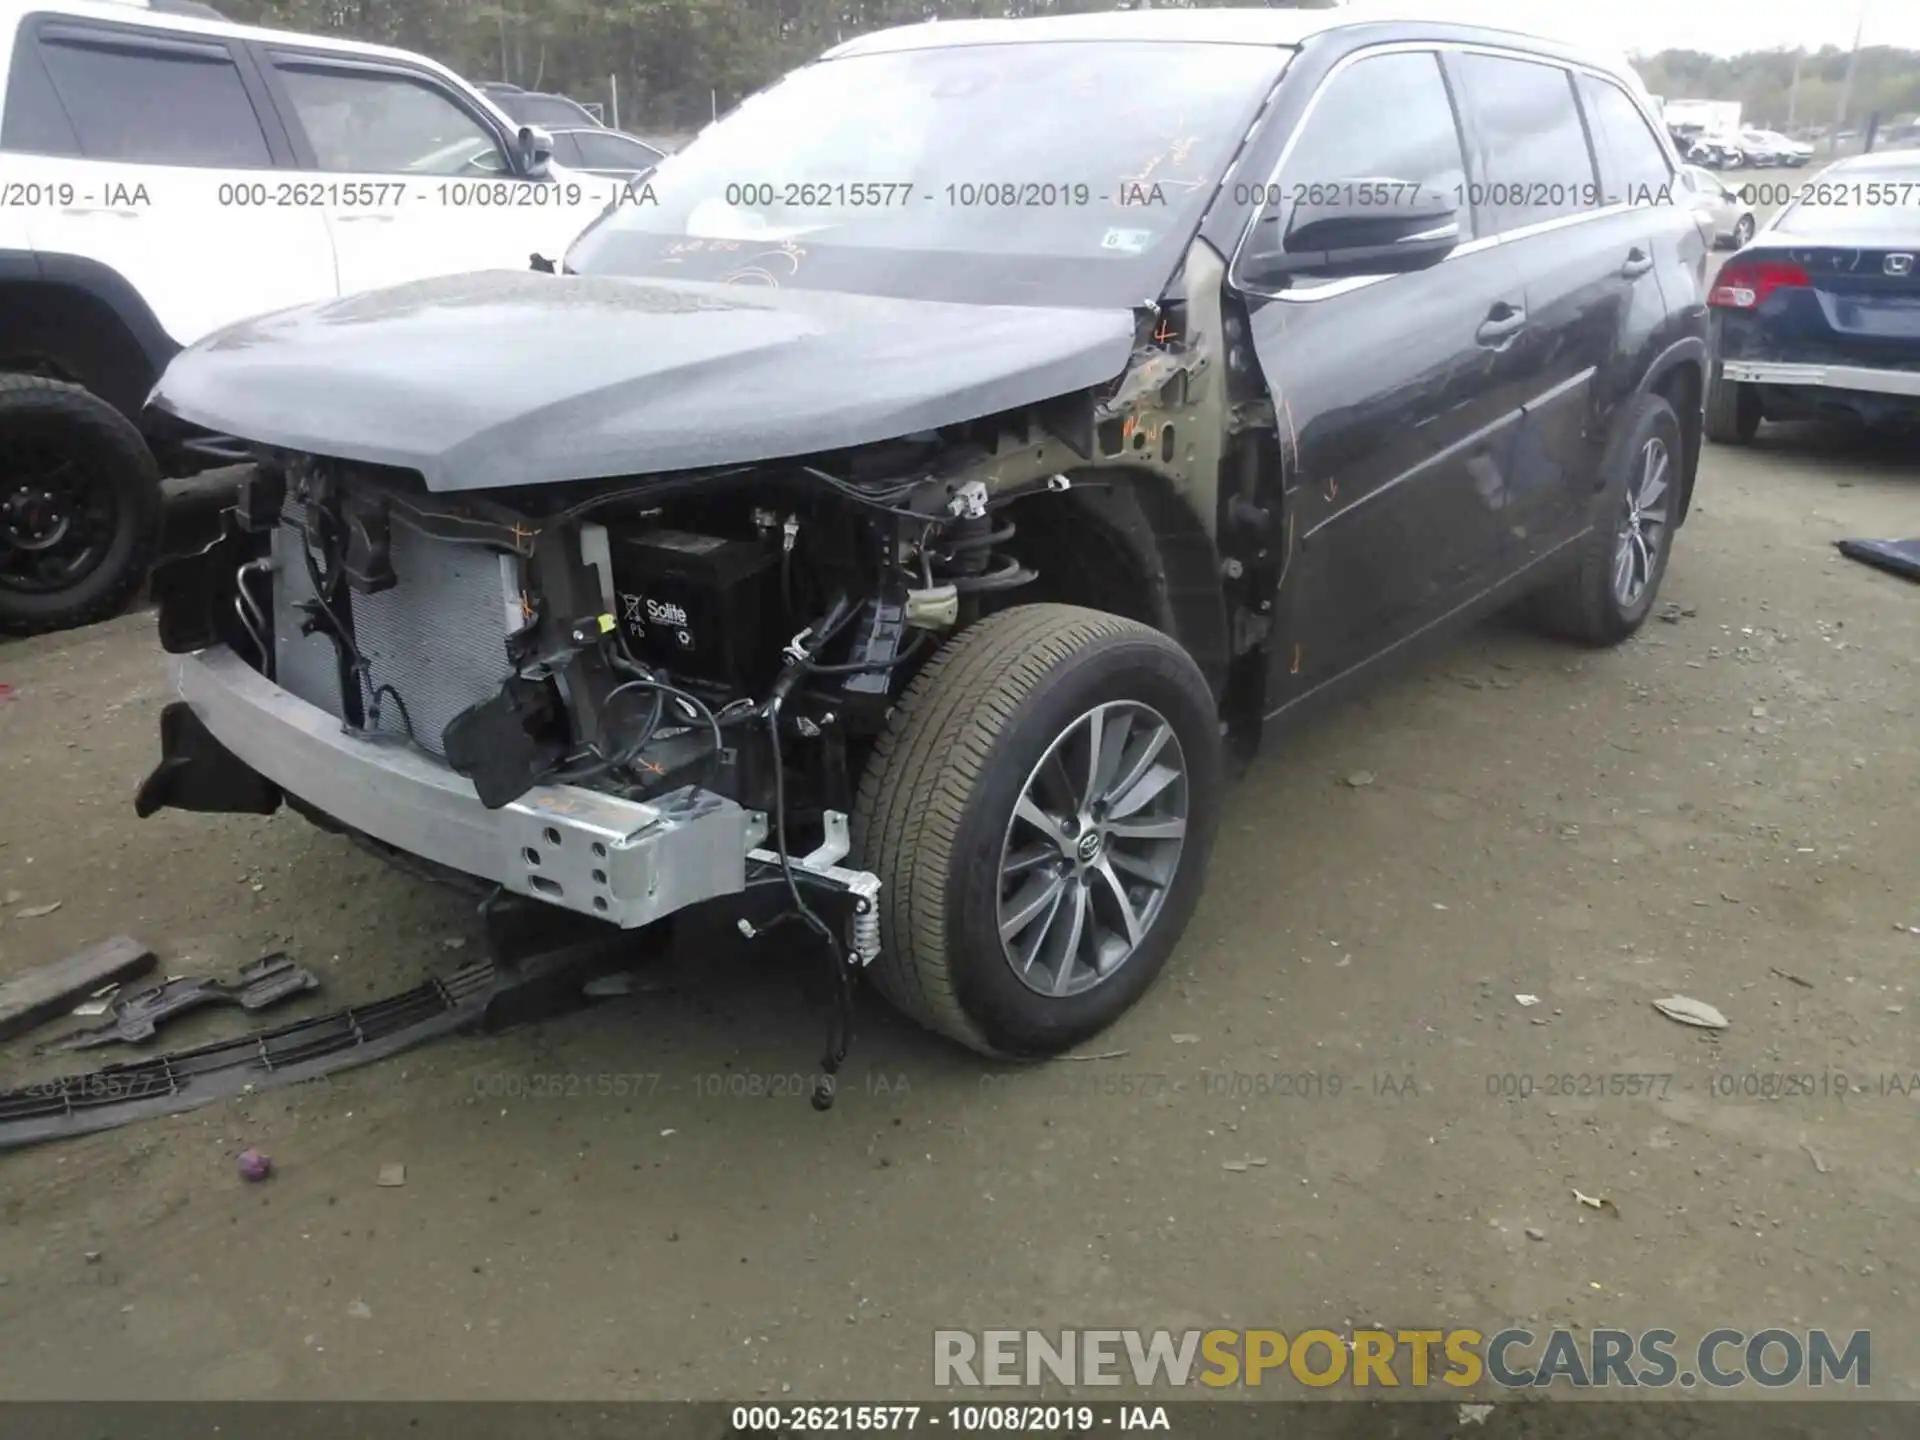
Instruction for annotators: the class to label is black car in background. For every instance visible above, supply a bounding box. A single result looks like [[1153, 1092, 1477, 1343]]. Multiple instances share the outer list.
[[478, 80, 602, 128], [546, 126, 664, 179], [144, 11, 1709, 1060], [1706, 148, 1920, 441]]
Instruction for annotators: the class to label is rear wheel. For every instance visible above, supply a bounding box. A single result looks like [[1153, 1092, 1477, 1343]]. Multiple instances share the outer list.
[[1704, 364, 1762, 444], [1731, 214, 1755, 248], [852, 604, 1222, 1056], [1531, 393, 1682, 647], [0, 375, 162, 636]]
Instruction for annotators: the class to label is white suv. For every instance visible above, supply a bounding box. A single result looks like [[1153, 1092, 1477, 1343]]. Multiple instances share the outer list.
[[0, 0, 614, 632]]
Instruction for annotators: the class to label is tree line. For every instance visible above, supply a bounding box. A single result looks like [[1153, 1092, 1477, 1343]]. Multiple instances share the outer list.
[[1640, 46, 1920, 133], [217, 0, 1919, 135]]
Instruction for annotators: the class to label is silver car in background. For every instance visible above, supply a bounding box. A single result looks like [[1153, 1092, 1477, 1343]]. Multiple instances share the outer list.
[[1681, 165, 1757, 249]]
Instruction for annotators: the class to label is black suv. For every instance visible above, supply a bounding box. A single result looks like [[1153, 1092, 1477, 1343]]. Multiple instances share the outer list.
[[141, 10, 1708, 1066]]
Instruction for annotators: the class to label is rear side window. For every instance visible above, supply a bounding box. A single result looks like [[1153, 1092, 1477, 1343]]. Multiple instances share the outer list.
[[30, 30, 271, 166], [1579, 74, 1674, 204], [1257, 49, 1470, 290], [0, 34, 77, 153], [270, 61, 508, 176], [1451, 53, 1597, 234]]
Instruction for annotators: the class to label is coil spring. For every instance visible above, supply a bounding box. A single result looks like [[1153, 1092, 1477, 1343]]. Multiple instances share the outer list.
[[934, 517, 1034, 594], [851, 899, 880, 965]]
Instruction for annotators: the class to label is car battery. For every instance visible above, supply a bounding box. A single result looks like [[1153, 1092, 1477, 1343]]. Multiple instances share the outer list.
[[608, 528, 778, 691]]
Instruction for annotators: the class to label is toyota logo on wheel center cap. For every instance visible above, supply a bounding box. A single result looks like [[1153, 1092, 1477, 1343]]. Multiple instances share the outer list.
[[1076, 830, 1104, 864]]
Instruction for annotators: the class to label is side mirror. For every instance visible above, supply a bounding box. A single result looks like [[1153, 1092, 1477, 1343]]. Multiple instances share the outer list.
[[516, 124, 555, 179], [1241, 179, 1460, 288]]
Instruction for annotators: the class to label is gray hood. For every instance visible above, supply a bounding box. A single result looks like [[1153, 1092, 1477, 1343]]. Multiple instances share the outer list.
[[150, 270, 1137, 492]]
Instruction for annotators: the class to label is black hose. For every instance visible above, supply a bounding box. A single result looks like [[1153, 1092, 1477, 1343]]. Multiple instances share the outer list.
[[764, 695, 852, 1111], [297, 507, 398, 733]]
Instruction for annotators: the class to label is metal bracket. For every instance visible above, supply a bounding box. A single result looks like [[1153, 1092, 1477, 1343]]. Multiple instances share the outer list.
[[746, 812, 882, 966], [947, 480, 990, 519], [802, 810, 852, 869]]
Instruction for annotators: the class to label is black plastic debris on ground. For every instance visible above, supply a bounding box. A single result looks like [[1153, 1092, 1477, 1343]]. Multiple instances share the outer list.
[[0, 962, 495, 1150], [42, 952, 321, 1052], [0, 891, 655, 1150], [1836, 537, 1920, 583]]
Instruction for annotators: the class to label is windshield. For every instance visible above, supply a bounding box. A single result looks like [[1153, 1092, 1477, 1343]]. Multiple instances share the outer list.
[[1774, 164, 1920, 239], [566, 41, 1288, 307]]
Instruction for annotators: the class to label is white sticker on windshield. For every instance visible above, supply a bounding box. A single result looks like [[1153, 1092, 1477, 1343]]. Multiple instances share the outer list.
[[1100, 227, 1154, 254]]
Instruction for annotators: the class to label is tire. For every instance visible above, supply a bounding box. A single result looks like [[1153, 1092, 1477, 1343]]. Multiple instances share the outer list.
[[0, 374, 161, 636], [1530, 393, 1683, 648], [1732, 214, 1755, 248], [1704, 363, 1762, 445], [852, 604, 1222, 1057]]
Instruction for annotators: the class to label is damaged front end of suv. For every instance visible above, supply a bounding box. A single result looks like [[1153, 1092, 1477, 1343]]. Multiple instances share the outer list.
[[134, 26, 1295, 1066]]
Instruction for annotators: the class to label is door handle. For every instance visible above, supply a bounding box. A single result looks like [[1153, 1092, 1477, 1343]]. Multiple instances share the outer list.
[[1621, 248, 1654, 278], [1475, 303, 1526, 346]]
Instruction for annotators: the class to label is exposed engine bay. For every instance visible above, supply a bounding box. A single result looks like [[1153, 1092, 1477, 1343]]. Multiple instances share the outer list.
[[251, 430, 1055, 807]]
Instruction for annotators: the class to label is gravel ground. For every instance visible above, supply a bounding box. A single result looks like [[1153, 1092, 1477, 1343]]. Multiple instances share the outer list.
[[0, 423, 1915, 1404]]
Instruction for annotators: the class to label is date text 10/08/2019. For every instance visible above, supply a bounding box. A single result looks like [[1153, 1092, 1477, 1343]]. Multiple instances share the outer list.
[[730, 1406, 1168, 1432]]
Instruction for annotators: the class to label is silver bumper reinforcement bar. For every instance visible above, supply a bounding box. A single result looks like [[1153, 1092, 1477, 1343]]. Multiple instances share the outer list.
[[171, 647, 771, 930]]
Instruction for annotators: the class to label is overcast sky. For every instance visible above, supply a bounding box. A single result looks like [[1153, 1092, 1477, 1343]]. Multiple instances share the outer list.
[[1341, 0, 1919, 57]]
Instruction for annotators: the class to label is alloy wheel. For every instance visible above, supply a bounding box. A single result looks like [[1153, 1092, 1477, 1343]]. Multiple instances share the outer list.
[[1613, 436, 1672, 609], [997, 700, 1189, 998]]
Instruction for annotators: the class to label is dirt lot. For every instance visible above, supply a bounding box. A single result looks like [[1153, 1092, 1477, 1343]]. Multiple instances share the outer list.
[[0, 425, 1915, 1404]]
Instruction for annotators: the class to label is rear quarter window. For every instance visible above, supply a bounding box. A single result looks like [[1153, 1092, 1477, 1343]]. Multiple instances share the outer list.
[[1578, 74, 1674, 206]]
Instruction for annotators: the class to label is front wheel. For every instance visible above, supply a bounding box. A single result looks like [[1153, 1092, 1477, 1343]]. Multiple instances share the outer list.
[[852, 604, 1222, 1056], [1731, 214, 1755, 248]]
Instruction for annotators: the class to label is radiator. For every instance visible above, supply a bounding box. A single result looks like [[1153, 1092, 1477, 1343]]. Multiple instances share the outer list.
[[271, 499, 519, 758]]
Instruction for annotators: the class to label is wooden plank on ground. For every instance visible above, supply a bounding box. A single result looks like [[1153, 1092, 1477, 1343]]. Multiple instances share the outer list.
[[0, 937, 156, 1042]]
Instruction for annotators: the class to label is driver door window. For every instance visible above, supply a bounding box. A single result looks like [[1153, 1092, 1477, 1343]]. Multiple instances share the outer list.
[[263, 54, 539, 296], [1252, 49, 1471, 292], [273, 64, 507, 176]]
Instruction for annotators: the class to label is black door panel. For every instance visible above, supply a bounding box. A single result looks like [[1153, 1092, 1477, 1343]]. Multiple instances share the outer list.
[[1500, 211, 1659, 557], [1232, 47, 1524, 706], [1250, 240, 1528, 701], [1445, 55, 1688, 567]]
